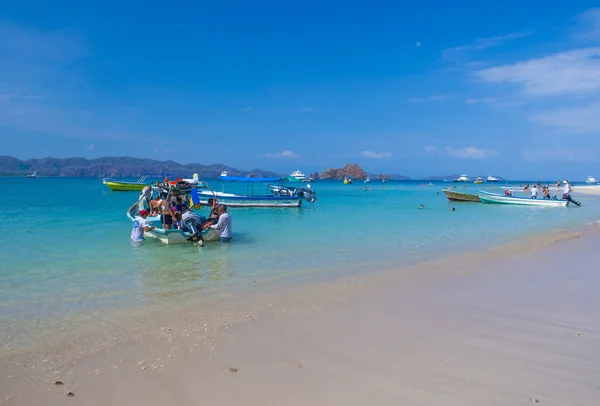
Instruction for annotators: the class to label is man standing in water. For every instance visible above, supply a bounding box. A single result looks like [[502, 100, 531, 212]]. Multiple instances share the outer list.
[[131, 210, 156, 242], [211, 204, 232, 242], [562, 180, 581, 206]]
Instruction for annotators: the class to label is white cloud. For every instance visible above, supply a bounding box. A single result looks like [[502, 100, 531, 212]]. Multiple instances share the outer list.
[[424, 145, 438, 154], [531, 103, 600, 133], [240, 107, 253, 112], [465, 97, 496, 104], [522, 147, 597, 162], [360, 150, 392, 159], [88, 143, 94, 151], [443, 31, 533, 57], [415, 42, 421, 47], [445, 146, 499, 159], [475, 48, 600, 96], [301, 107, 314, 112], [575, 8, 600, 40], [264, 150, 301, 158], [408, 94, 453, 103]]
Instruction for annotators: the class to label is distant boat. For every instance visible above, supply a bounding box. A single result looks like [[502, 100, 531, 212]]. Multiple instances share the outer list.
[[220, 170, 228, 177], [26, 171, 38, 178], [103, 175, 151, 191], [453, 174, 470, 183], [364, 177, 371, 183], [486, 175, 499, 182], [586, 176, 597, 185], [286, 170, 306, 182], [474, 176, 483, 184], [343, 177, 353, 184], [443, 189, 481, 202], [478, 191, 568, 207]]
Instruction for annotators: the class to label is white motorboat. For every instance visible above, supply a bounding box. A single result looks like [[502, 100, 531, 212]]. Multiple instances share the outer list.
[[586, 176, 597, 185], [220, 170, 228, 177], [26, 171, 38, 178], [287, 170, 306, 182], [478, 191, 568, 207], [486, 175, 499, 182], [364, 177, 371, 183], [453, 174, 470, 182]]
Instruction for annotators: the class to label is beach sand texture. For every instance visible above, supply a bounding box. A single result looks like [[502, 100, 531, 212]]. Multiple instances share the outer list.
[[2, 230, 599, 406]]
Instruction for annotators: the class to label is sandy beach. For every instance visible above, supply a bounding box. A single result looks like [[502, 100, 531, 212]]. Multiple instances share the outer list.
[[2, 228, 600, 406]]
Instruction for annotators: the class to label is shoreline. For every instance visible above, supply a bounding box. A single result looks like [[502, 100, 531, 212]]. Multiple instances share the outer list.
[[2, 224, 600, 404]]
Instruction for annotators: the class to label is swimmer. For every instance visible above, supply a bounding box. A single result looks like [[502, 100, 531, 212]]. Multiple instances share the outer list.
[[451, 207, 456, 211], [419, 204, 423, 209]]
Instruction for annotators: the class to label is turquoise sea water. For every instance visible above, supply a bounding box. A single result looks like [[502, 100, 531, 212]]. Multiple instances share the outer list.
[[1, 177, 599, 350]]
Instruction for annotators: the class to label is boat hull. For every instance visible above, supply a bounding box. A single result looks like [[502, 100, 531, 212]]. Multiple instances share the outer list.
[[478, 191, 568, 207], [144, 227, 220, 244], [103, 180, 149, 191], [197, 191, 301, 207], [443, 190, 481, 202]]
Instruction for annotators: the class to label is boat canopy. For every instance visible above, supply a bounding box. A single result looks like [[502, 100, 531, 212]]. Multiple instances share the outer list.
[[220, 176, 281, 182]]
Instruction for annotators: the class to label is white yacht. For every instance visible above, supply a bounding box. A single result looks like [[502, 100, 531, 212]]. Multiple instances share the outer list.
[[453, 174, 470, 183], [288, 170, 306, 181], [486, 175, 499, 182], [364, 177, 371, 183], [220, 170, 228, 177], [586, 176, 597, 184]]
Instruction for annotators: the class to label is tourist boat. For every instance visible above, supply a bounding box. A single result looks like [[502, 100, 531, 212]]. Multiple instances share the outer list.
[[477, 191, 568, 207], [286, 170, 306, 182], [474, 176, 483, 184], [220, 171, 228, 177], [586, 176, 597, 185], [26, 171, 37, 178], [126, 208, 220, 245], [486, 175, 499, 182], [443, 189, 481, 202], [343, 177, 353, 184], [197, 176, 316, 207], [453, 174, 470, 182], [103, 175, 151, 191], [364, 177, 371, 183]]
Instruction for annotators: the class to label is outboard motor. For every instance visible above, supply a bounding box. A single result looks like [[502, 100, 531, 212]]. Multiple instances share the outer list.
[[300, 185, 317, 203]]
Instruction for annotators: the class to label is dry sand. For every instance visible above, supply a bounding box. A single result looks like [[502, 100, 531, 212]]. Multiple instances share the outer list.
[[2, 229, 600, 406]]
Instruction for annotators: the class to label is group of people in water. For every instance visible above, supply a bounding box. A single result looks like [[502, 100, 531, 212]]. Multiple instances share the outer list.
[[504, 180, 581, 206], [131, 185, 233, 245]]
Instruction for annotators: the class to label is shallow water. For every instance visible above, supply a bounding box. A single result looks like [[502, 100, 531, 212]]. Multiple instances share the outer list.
[[1, 177, 599, 350]]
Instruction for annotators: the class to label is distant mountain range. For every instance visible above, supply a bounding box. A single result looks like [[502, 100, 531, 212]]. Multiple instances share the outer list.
[[0, 156, 279, 178], [0, 155, 421, 180]]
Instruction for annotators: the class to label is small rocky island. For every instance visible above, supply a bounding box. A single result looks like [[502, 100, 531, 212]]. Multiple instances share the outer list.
[[320, 164, 367, 180]]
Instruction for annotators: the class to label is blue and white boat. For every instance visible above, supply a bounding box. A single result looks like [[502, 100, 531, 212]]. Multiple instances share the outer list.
[[198, 176, 316, 208], [477, 191, 568, 207]]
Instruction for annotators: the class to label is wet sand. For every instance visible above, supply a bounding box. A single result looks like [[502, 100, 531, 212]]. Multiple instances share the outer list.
[[2, 229, 600, 405]]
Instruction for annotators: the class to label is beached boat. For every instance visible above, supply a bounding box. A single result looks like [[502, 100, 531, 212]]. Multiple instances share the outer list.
[[586, 176, 597, 185], [26, 171, 38, 178], [443, 189, 481, 202], [453, 174, 470, 183], [487, 175, 499, 182], [474, 176, 483, 184], [103, 175, 151, 191], [343, 177, 353, 184], [478, 191, 568, 207], [197, 176, 316, 207]]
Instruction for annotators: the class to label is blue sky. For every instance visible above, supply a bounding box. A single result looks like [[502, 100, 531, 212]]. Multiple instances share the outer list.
[[1, 1, 600, 178]]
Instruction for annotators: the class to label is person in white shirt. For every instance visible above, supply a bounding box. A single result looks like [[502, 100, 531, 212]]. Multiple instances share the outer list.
[[131, 210, 156, 242], [211, 204, 232, 242], [563, 180, 572, 196], [562, 180, 581, 206], [530, 185, 538, 199]]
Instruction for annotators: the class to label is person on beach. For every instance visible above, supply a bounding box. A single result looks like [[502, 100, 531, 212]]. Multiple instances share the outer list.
[[149, 193, 176, 229], [562, 180, 581, 206], [543, 186, 550, 199], [131, 210, 156, 242], [524, 184, 529, 196], [137, 186, 155, 214], [530, 185, 538, 199], [210, 204, 232, 242]]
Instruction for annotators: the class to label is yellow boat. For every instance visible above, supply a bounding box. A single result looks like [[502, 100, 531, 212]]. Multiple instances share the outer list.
[[474, 176, 483, 184], [343, 177, 353, 184], [103, 175, 150, 191]]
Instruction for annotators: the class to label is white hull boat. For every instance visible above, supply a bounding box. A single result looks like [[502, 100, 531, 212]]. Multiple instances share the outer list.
[[586, 176, 597, 185], [144, 226, 221, 244], [486, 175, 499, 182], [453, 174, 470, 182], [478, 191, 568, 207]]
